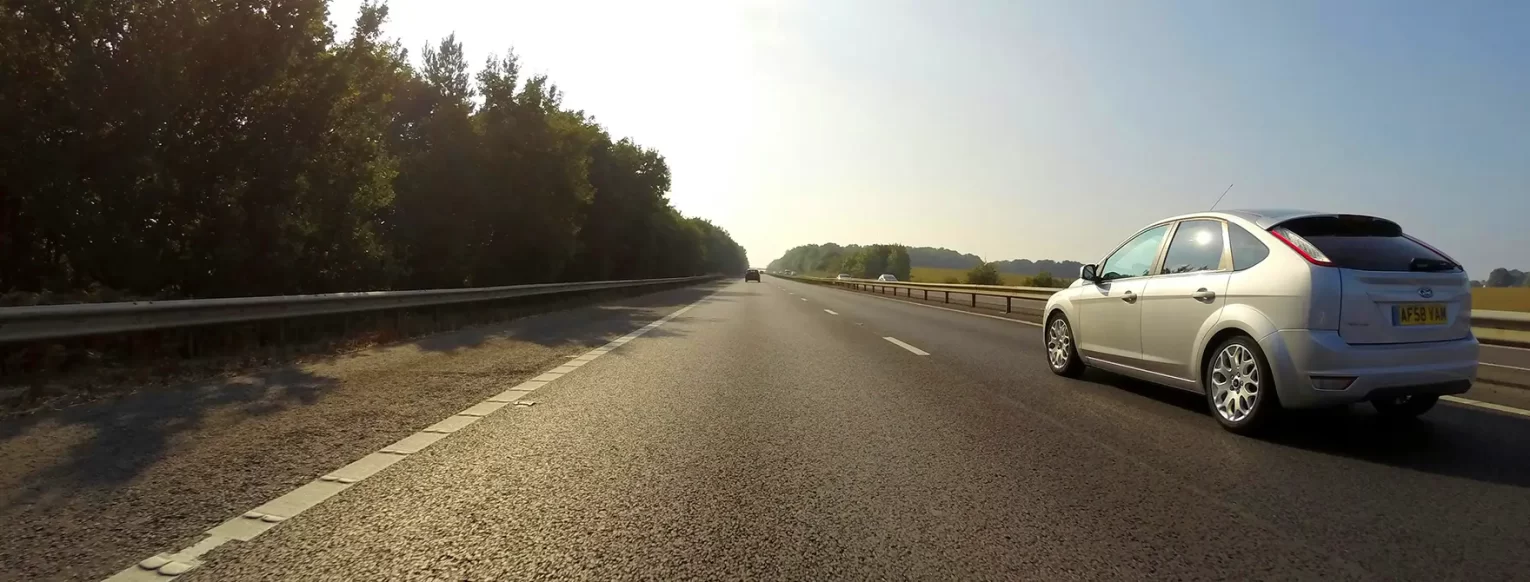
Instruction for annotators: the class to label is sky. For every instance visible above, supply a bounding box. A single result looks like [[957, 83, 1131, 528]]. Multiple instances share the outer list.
[[329, 0, 1529, 276]]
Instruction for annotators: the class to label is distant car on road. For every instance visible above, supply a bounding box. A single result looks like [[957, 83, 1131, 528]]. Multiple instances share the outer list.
[[835, 274, 852, 280], [744, 269, 760, 282], [876, 274, 898, 282], [1042, 209, 1476, 434]]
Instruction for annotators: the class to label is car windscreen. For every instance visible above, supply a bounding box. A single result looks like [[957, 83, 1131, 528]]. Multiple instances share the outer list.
[[1277, 215, 1458, 272]]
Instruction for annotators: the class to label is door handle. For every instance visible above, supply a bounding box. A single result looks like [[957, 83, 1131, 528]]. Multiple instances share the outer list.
[[1191, 288, 1216, 300], [1121, 290, 1137, 304]]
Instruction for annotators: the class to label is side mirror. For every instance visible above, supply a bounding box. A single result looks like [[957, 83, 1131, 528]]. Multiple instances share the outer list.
[[1079, 264, 1099, 283]]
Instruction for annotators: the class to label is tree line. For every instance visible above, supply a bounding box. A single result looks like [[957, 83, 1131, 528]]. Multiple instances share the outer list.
[[769, 242, 1073, 286], [0, 1, 746, 303], [768, 243, 912, 281], [1479, 268, 1529, 288]]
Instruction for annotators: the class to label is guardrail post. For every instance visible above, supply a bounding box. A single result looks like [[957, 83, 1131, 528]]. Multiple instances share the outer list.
[[944, 291, 950, 304], [923, 289, 928, 300], [971, 293, 977, 308], [1006, 297, 1012, 313]]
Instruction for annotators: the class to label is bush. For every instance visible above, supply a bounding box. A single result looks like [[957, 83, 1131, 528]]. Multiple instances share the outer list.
[[943, 276, 960, 284], [966, 263, 1002, 285], [1030, 271, 1056, 288]]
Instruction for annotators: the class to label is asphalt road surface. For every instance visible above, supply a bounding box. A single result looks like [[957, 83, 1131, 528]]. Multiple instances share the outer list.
[[10, 278, 1530, 581], [844, 280, 1530, 386]]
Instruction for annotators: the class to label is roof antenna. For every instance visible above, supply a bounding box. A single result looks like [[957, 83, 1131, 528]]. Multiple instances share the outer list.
[[1209, 183, 1235, 211]]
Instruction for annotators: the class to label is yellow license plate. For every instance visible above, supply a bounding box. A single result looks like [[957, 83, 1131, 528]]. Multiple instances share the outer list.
[[1394, 303, 1447, 326]]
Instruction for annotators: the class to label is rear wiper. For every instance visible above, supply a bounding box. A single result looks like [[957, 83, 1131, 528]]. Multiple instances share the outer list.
[[1409, 258, 1457, 272]]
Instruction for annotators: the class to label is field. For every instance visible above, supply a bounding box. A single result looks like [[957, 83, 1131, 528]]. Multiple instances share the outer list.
[[1472, 287, 1530, 312]]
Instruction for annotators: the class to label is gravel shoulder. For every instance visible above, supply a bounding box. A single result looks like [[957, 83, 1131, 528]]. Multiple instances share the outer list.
[[0, 283, 721, 582]]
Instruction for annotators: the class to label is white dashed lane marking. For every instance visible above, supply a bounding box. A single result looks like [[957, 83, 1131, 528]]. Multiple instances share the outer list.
[[883, 337, 930, 356], [795, 280, 1530, 419], [824, 309, 838, 315]]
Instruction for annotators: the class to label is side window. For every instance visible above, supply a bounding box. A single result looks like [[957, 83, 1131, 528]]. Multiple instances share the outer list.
[[1159, 219, 1226, 274], [1099, 224, 1170, 281], [1228, 223, 1270, 271]]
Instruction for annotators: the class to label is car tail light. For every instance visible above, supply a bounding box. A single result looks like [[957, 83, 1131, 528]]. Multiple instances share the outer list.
[[1269, 227, 1334, 266]]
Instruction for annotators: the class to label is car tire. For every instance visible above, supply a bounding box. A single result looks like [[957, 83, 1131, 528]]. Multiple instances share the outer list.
[[1203, 336, 1281, 435], [1371, 394, 1439, 418], [1044, 312, 1085, 378]]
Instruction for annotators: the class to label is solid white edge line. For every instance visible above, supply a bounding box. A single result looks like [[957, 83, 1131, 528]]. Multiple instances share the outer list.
[[1441, 396, 1530, 418], [883, 336, 930, 356], [1483, 342, 1530, 353], [1480, 361, 1530, 373], [824, 309, 838, 315], [104, 289, 718, 581]]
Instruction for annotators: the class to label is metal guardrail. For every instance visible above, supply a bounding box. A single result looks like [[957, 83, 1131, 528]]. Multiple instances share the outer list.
[[0, 276, 715, 343], [776, 274, 1530, 332], [1474, 309, 1530, 329], [781, 274, 1058, 314]]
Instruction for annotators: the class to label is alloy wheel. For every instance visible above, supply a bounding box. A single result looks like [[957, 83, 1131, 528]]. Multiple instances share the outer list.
[[1047, 319, 1073, 370], [1210, 344, 1261, 423]]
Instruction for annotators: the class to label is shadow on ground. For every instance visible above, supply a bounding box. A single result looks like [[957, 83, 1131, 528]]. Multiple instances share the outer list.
[[0, 281, 736, 582], [409, 284, 728, 354], [0, 368, 340, 506], [1076, 367, 1530, 490], [0, 282, 730, 493]]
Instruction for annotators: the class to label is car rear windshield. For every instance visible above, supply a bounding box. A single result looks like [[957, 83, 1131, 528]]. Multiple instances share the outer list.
[[1277, 215, 1458, 272]]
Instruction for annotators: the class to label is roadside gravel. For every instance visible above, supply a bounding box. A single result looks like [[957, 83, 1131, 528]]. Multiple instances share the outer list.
[[0, 284, 718, 582]]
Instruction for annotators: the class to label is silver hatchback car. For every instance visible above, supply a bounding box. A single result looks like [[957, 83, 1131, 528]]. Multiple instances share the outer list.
[[1043, 209, 1477, 434]]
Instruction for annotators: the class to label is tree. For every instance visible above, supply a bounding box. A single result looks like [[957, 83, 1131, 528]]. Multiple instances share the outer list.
[[0, 2, 748, 301], [1487, 268, 1512, 287], [391, 35, 485, 288], [840, 252, 865, 277], [886, 245, 912, 281], [572, 137, 672, 280], [966, 262, 1002, 285], [1485, 268, 1527, 288]]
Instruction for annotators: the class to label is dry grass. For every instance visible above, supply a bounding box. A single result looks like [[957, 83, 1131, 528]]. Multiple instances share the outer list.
[[1472, 287, 1530, 312]]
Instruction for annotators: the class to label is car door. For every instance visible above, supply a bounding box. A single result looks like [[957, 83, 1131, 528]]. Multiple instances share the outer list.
[[1073, 223, 1172, 365], [1139, 219, 1232, 382]]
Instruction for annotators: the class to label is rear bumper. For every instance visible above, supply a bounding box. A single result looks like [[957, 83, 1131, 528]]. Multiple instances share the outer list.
[[1259, 330, 1477, 409]]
